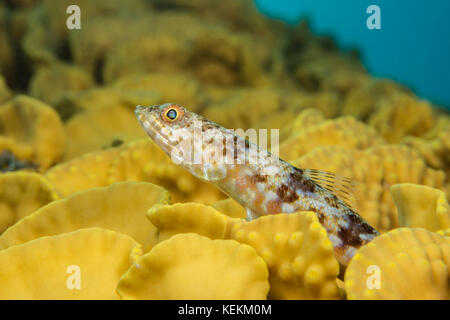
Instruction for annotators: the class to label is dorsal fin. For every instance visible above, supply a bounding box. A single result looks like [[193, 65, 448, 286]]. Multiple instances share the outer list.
[[303, 168, 359, 210]]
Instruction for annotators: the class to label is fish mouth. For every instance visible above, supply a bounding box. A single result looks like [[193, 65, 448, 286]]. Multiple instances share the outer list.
[[134, 105, 159, 129], [134, 105, 174, 157], [135, 105, 158, 121], [134, 105, 146, 117]]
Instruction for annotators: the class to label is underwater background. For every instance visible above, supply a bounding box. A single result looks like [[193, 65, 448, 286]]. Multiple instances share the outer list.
[[255, 0, 450, 108], [0, 0, 448, 300]]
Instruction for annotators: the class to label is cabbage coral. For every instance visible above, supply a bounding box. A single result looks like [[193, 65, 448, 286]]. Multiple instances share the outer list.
[[117, 233, 269, 299], [0, 228, 142, 299]]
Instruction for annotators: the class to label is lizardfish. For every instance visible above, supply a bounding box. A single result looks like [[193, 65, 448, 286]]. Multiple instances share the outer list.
[[135, 103, 379, 265]]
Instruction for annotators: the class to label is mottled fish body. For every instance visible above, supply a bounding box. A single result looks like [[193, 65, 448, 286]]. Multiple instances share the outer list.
[[135, 103, 379, 265]]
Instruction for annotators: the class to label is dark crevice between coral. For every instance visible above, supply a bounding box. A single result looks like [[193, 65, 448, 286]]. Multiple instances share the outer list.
[[295, 73, 321, 92], [1, 6, 32, 92], [5, 0, 40, 10], [188, 53, 242, 86], [4, 0, 16, 10], [93, 58, 105, 85], [102, 138, 124, 149], [151, 0, 187, 12], [110, 138, 124, 147], [5, 15, 32, 92], [282, 21, 311, 70], [56, 39, 72, 62], [316, 35, 337, 51], [7, 44, 32, 92], [0, 150, 37, 172], [262, 57, 273, 73], [54, 96, 83, 122]]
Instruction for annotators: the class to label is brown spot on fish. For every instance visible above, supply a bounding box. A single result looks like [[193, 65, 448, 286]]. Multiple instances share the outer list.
[[249, 173, 266, 184], [288, 169, 316, 193], [337, 225, 363, 248], [276, 183, 299, 202], [315, 209, 325, 225], [324, 195, 339, 208], [337, 213, 376, 248], [301, 178, 317, 193], [201, 120, 220, 132]]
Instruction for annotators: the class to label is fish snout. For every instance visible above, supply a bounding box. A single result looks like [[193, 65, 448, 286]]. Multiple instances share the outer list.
[[134, 105, 148, 117], [135, 104, 161, 118]]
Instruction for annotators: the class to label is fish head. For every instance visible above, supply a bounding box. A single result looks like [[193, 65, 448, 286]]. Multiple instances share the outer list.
[[135, 103, 204, 165], [135, 103, 232, 181]]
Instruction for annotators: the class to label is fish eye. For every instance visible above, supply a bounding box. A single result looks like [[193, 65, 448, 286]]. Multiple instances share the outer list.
[[162, 104, 184, 123], [165, 108, 178, 121]]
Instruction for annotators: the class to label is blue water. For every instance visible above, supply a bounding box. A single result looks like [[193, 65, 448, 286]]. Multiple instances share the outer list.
[[255, 0, 450, 109]]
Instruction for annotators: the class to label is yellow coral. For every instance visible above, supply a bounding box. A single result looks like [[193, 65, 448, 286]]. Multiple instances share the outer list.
[[294, 146, 385, 230], [54, 88, 143, 121], [103, 12, 271, 86], [45, 147, 120, 197], [391, 184, 450, 231], [369, 145, 446, 188], [0, 139, 33, 166], [147, 202, 239, 244], [102, 23, 190, 84], [107, 140, 226, 204], [47, 139, 225, 204], [345, 228, 450, 300], [20, 12, 58, 66], [0, 172, 59, 233], [0, 182, 169, 251], [295, 91, 341, 118], [111, 73, 207, 112], [230, 212, 340, 299], [296, 145, 446, 232], [0, 75, 11, 104], [116, 233, 269, 299], [289, 108, 326, 134], [280, 115, 384, 161], [292, 50, 368, 94], [29, 63, 94, 106], [23, 0, 148, 68], [369, 93, 437, 143], [69, 15, 152, 75], [43, 0, 149, 39], [342, 79, 410, 120], [403, 125, 450, 178], [64, 103, 147, 159], [150, 0, 281, 44], [0, 228, 142, 299], [211, 198, 246, 219], [203, 88, 301, 136], [0, 95, 66, 170]]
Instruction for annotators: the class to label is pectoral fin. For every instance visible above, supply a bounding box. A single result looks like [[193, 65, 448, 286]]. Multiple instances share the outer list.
[[303, 168, 358, 210]]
